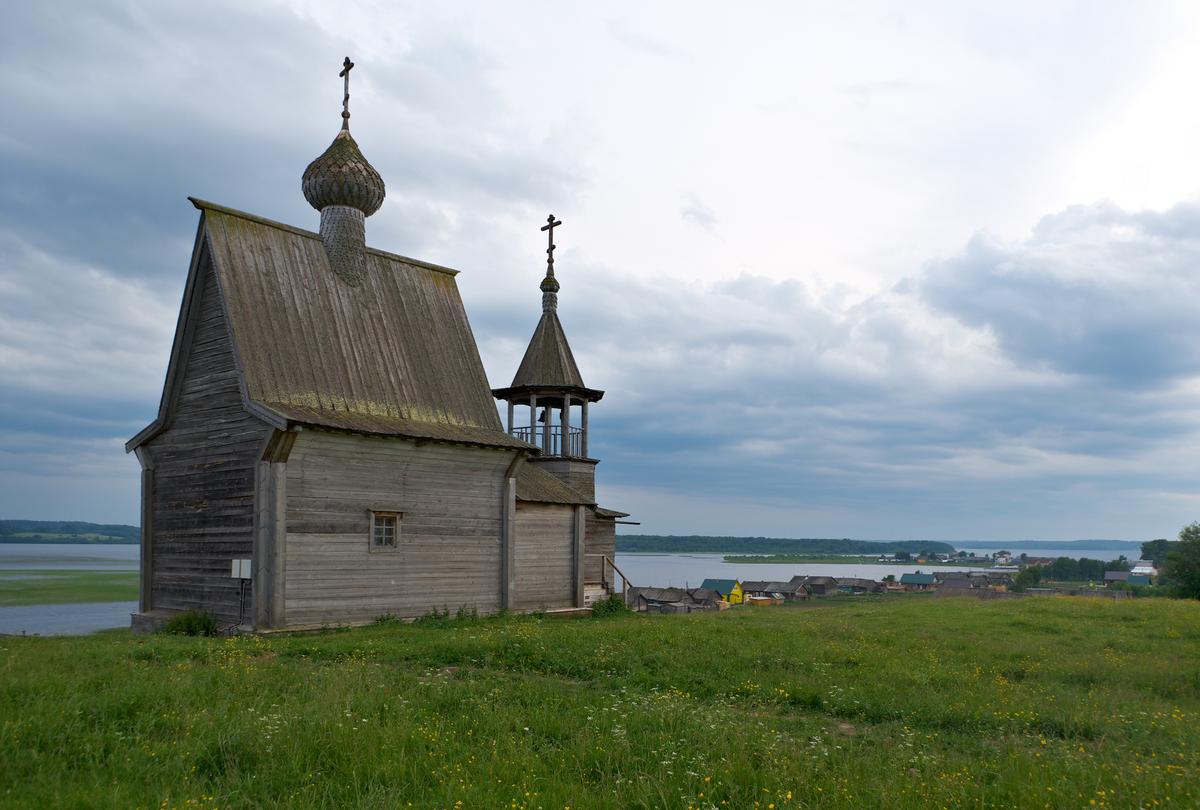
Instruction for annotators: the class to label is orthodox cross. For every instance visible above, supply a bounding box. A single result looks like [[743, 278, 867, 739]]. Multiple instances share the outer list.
[[339, 56, 354, 129], [541, 214, 563, 273]]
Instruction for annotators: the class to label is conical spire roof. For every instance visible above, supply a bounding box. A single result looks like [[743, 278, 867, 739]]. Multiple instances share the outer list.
[[510, 310, 587, 389]]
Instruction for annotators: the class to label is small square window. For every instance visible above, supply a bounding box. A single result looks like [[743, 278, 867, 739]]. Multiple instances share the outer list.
[[370, 511, 400, 551]]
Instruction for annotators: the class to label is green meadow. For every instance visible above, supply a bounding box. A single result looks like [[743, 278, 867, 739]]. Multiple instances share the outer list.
[[1, 596, 1197, 808], [0, 569, 138, 606]]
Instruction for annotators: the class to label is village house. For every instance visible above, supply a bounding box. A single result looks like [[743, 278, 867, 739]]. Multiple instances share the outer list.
[[899, 572, 936, 591], [125, 61, 628, 631], [740, 580, 791, 600], [1106, 572, 1152, 587], [687, 587, 726, 608], [699, 579, 744, 605], [792, 575, 839, 596], [1129, 560, 1158, 577], [625, 587, 724, 613], [836, 577, 883, 595], [935, 572, 984, 594], [983, 572, 1012, 591], [744, 594, 784, 606]]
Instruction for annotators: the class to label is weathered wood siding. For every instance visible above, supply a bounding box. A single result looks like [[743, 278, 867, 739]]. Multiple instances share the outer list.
[[527, 457, 596, 502], [283, 431, 510, 625], [584, 513, 617, 584], [514, 502, 575, 609], [147, 256, 271, 621]]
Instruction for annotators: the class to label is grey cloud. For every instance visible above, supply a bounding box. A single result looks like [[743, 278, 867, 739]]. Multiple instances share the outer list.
[[0, 1, 580, 283], [920, 202, 1200, 387], [478, 243, 1200, 537]]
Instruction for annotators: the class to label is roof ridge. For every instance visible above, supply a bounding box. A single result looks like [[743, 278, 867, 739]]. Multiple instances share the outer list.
[[189, 197, 459, 276]]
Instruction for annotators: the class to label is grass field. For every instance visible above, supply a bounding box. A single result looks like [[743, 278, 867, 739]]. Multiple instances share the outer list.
[[0, 569, 138, 606], [1, 596, 1197, 808]]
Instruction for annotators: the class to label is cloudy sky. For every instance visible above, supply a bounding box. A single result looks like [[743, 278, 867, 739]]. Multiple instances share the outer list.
[[3, 1, 1200, 541]]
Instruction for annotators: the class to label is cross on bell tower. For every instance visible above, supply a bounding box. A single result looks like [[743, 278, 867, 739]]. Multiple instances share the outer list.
[[339, 56, 354, 130], [542, 214, 562, 271], [539, 214, 563, 313]]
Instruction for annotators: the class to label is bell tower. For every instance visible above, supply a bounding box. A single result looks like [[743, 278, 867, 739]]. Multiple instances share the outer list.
[[492, 215, 604, 499]]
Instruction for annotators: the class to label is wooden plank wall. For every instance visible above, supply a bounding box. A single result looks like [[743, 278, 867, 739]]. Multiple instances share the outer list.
[[528, 458, 596, 502], [147, 258, 271, 621], [283, 431, 510, 625], [584, 513, 616, 584], [514, 502, 575, 609]]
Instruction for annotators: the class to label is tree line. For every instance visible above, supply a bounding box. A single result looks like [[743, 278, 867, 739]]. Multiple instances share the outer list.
[[0, 520, 139, 544], [615, 535, 956, 554]]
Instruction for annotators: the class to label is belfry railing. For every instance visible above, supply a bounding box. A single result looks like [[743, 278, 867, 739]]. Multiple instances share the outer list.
[[512, 424, 583, 456]]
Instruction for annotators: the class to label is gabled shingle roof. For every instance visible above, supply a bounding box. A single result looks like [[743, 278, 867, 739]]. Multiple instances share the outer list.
[[741, 580, 792, 592], [900, 573, 936, 585], [131, 199, 531, 452]]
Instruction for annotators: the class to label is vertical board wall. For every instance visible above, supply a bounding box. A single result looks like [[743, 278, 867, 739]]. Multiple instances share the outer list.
[[283, 431, 509, 625], [147, 257, 271, 621]]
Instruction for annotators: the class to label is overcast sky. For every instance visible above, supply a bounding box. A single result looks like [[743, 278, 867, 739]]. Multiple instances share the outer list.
[[3, 1, 1200, 541]]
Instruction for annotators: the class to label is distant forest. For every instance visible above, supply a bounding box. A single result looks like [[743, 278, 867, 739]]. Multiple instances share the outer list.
[[616, 535, 956, 555], [955, 539, 1141, 551], [0, 520, 139, 544]]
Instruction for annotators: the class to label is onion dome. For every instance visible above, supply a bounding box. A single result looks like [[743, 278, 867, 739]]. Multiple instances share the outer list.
[[302, 129, 385, 216]]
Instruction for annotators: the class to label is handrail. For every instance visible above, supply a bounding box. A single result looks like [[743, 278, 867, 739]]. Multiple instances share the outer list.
[[511, 424, 583, 456], [604, 555, 632, 590], [586, 554, 632, 600]]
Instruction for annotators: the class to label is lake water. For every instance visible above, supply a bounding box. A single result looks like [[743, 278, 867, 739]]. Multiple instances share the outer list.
[[614, 553, 994, 588], [0, 601, 138, 636], [0, 543, 139, 570], [0, 544, 139, 635]]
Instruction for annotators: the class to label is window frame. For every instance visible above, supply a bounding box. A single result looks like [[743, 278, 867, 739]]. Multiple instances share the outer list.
[[369, 510, 402, 552]]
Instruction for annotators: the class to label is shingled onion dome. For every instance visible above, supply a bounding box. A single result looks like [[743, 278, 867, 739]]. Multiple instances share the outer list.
[[302, 57, 385, 285], [540, 268, 561, 312]]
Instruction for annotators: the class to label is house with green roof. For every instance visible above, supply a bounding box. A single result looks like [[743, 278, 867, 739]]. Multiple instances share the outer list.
[[699, 578, 743, 604], [899, 572, 936, 591]]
